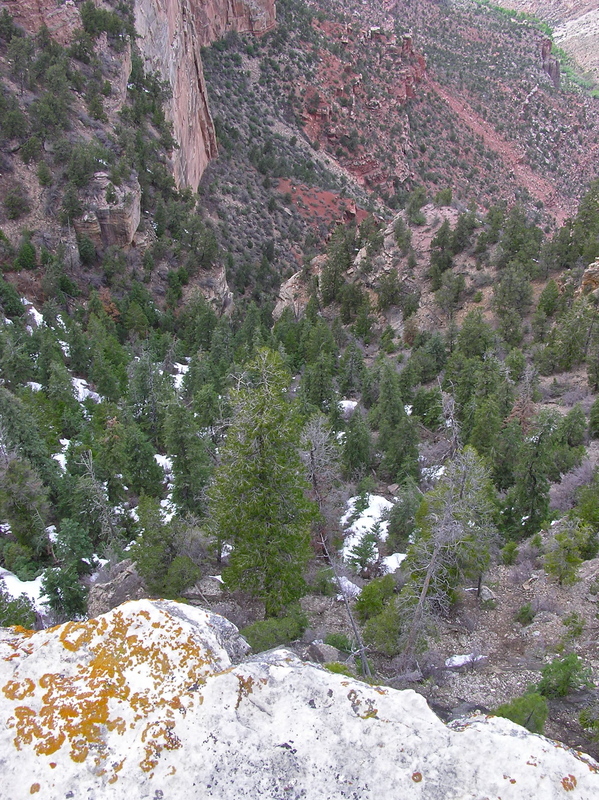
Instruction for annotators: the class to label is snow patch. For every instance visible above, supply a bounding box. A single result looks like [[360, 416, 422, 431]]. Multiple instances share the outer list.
[[336, 575, 361, 600], [340, 494, 393, 562], [445, 653, 487, 669], [382, 552, 407, 573], [0, 568, 47, 614], [72, 377, 101, 403]]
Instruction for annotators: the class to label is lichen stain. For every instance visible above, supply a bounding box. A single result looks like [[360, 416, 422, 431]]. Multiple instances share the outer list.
[[562, 775, 577, 791], [3, 606, 217, 780], [235, 675, 255, 709], [412, 772, 422, 783], [29, 784, 40, 794]]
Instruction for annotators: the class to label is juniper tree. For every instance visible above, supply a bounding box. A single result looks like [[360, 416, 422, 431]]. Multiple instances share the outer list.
[[209, 349, 317, 617]]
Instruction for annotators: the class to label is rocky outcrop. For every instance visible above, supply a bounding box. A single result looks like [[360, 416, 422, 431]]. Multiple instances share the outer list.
[[87, 559, 147, 618], [134, 0, 218, 192], [185, 264, 234, 315], [541, 37, 560, 89], [0, 0, 80, 44], [192, 0, 276, 46], [73, 172, 141, 249], [1, 600, 599, 799]]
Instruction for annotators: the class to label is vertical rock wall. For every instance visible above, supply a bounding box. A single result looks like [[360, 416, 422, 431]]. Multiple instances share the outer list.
[[134, 0, 218, 191], [134, 0, 275, 191]]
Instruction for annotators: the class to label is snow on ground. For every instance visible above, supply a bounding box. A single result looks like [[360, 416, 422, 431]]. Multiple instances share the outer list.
[[0, 567, 48, 615], [160, 496, 177, 523], [154, 454, 173, 479], [338, 399, 357, 417], [421, 464, 445, 481], [340, 494, 394, 562], [172, 361, 190, 390], [336, 575, 361, 599], [51, 438, 71, 472], [72, 377, 101, 403], [445, 653, 487, 668], [26, 381, 42, 392], [22, 300, 43, 328], [382, 552, 407, 573]]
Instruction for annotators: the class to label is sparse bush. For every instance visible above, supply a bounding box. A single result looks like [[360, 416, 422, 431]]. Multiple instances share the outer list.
[[514, 602, 534, 625], [4, 184, 30, 220], [0, 580, 36, 628], [537, 654, 591, 698], [324, 632, 353, 653], [355, 574, 395, 622], [501, 540, 519, 565], [241, 606, 308, 652], [494, 691, 548, 734], [325, 661, 353, 676]]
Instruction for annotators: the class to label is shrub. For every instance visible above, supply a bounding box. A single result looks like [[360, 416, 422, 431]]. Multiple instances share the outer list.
[[15, 240, 36, 270], [4, 184, 30, 220], [77, 235, 96, 265], [311, 567, 336, 596], [355, 574, 395, 622], [241, 606, 308, 652], [493, 692, 548, 734], [537, 654, 591, 698], [162, 555, 201, 597], [514, 602, 534, 625], [501, 540, 519, 565], [325, 661, 354, 677], [37, 160, 52, 187], [324, 632, 353, 653], [362, 600, 401, 656], [0, 580, 36, 628], [0, 276, 24, 317]]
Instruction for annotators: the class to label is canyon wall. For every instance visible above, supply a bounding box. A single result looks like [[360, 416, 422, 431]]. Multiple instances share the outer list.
[[1, 0, 276, 191], [134, 0, 275, 190]]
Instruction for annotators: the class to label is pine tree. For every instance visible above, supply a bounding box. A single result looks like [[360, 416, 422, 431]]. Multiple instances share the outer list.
[[209, 349, 317, 616]]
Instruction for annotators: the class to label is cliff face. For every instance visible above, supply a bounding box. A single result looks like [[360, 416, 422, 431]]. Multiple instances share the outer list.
[[192, 0, 276, 46], [1, 600, 598, 799], [133, 0, 275, 191], [134, 0, 218, 192]]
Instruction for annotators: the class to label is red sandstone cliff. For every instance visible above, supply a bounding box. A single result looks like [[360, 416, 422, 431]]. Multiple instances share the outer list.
[[1, 0, 276, 191], [134, 0, 275, 190]]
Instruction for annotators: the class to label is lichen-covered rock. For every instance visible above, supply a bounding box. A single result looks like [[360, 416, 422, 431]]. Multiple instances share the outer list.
[[1, 600, 598, 799]]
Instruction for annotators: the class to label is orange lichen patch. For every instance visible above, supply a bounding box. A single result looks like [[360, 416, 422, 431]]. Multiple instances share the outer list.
[[235, 675, 255, 709], [139, 720, 182, 773], [29, 784, 40, 794], [373, 687, 388, 696], [49, 763, 56, 769], [412, 772, 422, 782], [4, 605, 221, 782], [11, 626, 35, 636], [562, 775, 577, 791], [3, 678, 35, 700]]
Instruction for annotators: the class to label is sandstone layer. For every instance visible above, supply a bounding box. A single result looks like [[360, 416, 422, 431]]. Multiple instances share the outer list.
[[1, 600, 598, 799]]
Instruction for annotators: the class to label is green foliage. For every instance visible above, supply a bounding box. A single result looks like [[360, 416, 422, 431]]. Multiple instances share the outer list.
[[362, 600, 401, 656], [324, 632, 353, 652], [15, 240, 36, 271], [544, 519, 588, 586], [0, 581, 37, 628], [210, 349, 317, 617], [493, 692, 548, 734], [324, 661, 354, 676], [41, 563, 88, 617], [4, 184, 30, 220], [241, 606, 308, 652], [386, 478, 420, 553], [537, 654, 591, 698], [514, 602, 534, 625], [355, 574, 396, 622], [501, 540, 519, 565]]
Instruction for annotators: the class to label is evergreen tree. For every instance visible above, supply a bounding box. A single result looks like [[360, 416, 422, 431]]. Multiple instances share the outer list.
[[165, 403, 210, 516], [209, 349, 317, 616]]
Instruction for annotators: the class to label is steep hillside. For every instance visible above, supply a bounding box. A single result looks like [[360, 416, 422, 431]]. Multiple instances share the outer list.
[[490, 0, 599, 82]]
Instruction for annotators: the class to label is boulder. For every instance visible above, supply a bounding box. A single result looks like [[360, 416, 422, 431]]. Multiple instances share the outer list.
[[1, 600, 598, 799], [87, 559, 146, 618]]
